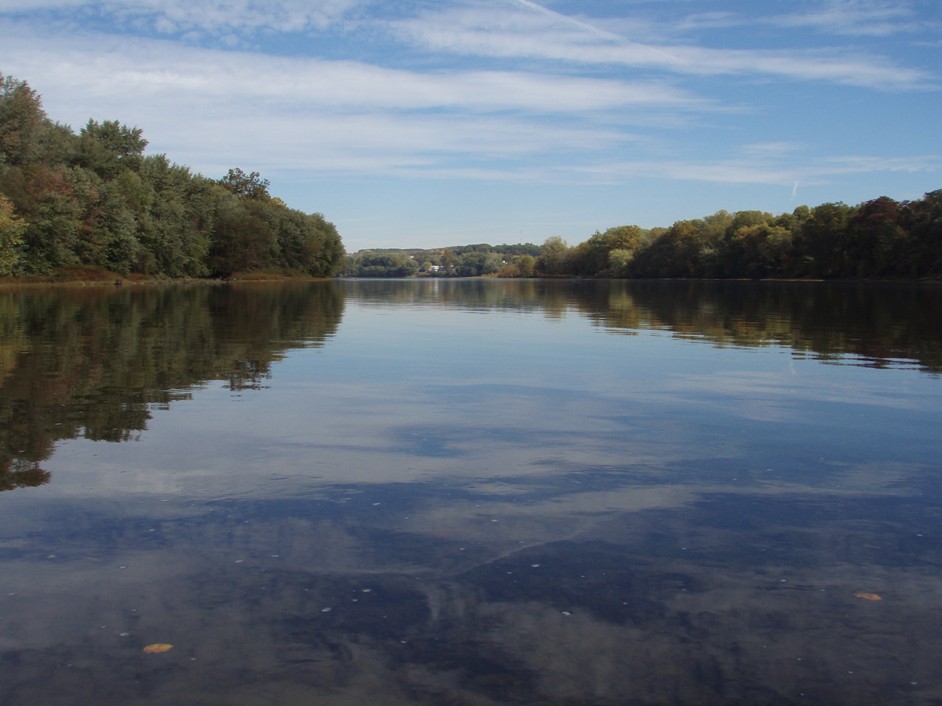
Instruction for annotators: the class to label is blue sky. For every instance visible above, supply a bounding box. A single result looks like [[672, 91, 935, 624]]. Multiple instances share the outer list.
[[1, 0, 939, 251]]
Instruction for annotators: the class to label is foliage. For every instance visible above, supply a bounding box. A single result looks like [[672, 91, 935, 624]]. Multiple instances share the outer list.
[[0, 193, 24, 275], [536, 236, 571, 275], [345, 251, 419, 277], [0, 73, 345, 279], [346, 196, 940, 281], [219, 167, 270, 200], [534, 197, 940, 281], [344, 243, 536, 278]]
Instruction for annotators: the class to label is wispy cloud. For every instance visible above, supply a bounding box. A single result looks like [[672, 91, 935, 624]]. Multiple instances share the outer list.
[[0, 0, 938, 248], [571, 153, 939, 188], [1, 27, 703, 115], [389, 1, 934, 89], [0, 0, 367, 33], [3, 0, 935, 90], [0, 27, 677, 177], [770, 0, 926, 37], [1, 18, 937, 188], [674, 1, 928, 38]]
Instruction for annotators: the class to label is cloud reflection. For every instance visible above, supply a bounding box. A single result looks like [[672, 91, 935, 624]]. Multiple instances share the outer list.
[[2, 280, 941, 704]]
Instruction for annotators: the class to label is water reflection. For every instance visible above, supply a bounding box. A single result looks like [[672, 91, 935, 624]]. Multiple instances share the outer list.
[[1, 279, 940, 494], [0, 282, 343, 491], [343, 278, 942, 371], [1, 280, 941, 705]]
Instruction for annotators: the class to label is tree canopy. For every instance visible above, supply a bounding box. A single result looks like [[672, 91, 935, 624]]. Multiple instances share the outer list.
[[529, 195, 940, 281], [0, 73, 345, 279], [345, 192, 939, 281]]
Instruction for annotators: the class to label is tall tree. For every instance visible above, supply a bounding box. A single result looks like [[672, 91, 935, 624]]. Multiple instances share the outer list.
[[0, 74, 45, 166], [219, 168, 270, 200], [77, 120, 147, 179]]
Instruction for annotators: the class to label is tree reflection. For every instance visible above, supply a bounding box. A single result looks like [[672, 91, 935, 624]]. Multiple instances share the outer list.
[[0, 458, 49, 490], [579, 280, 942, 372], [0, 282, 344, 491], [342, 279, 942, 372]]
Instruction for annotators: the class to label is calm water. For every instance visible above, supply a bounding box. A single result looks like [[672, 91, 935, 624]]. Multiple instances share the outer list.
[[1, 279, 941, 705]]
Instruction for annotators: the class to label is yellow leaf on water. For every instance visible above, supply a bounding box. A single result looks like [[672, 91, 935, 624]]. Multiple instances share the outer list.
[[854, 592, 882, 601], [143, 643, 174, 653]]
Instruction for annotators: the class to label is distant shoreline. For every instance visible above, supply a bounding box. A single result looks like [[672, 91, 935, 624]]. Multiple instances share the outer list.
[[0, 270, 333, 288]]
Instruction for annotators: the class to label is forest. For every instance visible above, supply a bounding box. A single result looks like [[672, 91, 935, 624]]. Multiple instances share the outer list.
[[0, 73, 345, 279], [347, 191, 941, 280], [3, 72, 939, 283], [532, 193, 942, 280]]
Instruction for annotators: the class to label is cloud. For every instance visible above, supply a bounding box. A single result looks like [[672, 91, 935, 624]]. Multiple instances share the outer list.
[[770, 0, 926, 37], [673, 1, 927, 38], [2, 19, 937, 191], [0, 24, 703, 114], [568, 153, 939, 188], [0, 24, 708, 177], [0, 0, 367, 33], [390, 1, 935, 90], [0, 0, 937, 222]]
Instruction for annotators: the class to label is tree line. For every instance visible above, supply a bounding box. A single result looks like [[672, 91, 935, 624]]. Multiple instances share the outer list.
[[0, 73, 345, 279], [345, 190, 939, 280], [527, 195, 940, 280], [344, 243, 540, 277]]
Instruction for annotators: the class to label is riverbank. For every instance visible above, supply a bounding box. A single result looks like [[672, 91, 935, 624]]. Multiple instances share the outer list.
[[0, 267, 330, 288]]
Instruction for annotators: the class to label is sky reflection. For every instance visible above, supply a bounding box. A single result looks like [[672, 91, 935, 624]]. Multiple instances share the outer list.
[[1, 281, 941, 705]]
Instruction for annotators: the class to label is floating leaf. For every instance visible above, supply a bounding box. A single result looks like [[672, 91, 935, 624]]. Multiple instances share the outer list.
[[143, 643, 174, 653], [854, 592, 882, 601]]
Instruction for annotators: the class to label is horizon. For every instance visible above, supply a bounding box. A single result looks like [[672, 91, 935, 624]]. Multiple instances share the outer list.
[[1, 0, 939, 252]]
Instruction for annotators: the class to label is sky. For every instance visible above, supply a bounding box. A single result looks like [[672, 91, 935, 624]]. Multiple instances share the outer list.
[[0, 0, 940, 251]]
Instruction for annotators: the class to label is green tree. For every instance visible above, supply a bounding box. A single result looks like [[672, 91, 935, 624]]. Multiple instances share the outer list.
[[608, 248, 635, 277], [537, 236, 570, 275], [137, 156, 211, 277], [220, 168, 270, 201], [454, 251, 501, 276], [515, 254, 536, 277], [633, 220, 706, 277], [724, 223, 791, 278], [797, 202, 854, 277], [0, 74, 45, 166], [210, 199, 275, 276], [0, 193, 25, 275], [14, 165, 84, 273], [348, 251, 418, 277], [845, 196, 905, 277], [570, 225, 646, 276], [77, 120, 147, 179], [903, 190, 942, 278]]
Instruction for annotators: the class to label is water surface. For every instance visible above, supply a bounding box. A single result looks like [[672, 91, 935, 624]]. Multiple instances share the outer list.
[[1, 280, 941, 705]]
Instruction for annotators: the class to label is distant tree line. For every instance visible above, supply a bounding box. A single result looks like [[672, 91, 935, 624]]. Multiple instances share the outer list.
[[344, 243, 539, 278], [345, 194, 939, 281], [532, 194, 941, 280], [0, 73, 345, 278]]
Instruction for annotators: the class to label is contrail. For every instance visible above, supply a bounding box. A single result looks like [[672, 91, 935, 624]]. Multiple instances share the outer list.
[[509, 0, 684, 65], [512, 0, 625, 42]]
